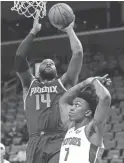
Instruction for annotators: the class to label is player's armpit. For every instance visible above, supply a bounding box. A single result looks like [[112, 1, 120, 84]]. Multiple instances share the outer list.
[[86, 121, 102, 147], [15, 55, 29, 73], [17, 70, 34, 89], [88, 123, 96, 137], [93, 95, 111, 128], [86, 121, 97, 138]]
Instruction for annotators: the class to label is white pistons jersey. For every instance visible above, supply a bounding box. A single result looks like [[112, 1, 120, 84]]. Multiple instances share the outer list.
[[59, 126, 94, 163]]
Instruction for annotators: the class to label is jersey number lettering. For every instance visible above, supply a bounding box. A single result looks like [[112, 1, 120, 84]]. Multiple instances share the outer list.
[[64, 148, 69, 161], [36, 94, 51, 110]]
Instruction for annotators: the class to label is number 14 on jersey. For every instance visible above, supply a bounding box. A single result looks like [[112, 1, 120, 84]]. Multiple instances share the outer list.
[[35, 94, 51, 110]]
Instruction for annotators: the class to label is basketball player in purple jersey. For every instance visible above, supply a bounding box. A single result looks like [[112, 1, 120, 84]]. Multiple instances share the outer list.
[[15, 12, 83, 163], [59, 76, 111, 163]]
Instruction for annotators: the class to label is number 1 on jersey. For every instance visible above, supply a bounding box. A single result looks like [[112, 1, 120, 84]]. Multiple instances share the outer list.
[[36, 94, 51, 110]]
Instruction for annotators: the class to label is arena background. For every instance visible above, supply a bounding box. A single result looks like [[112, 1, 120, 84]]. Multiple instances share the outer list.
[[1, 1, 124, 163]]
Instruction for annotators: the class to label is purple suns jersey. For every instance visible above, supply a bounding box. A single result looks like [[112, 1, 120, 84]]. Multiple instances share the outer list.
[[23, 78, 67, 135]]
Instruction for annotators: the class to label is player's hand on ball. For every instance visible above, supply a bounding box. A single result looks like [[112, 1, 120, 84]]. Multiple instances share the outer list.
[[30, 11, 42, 35], [59, 15, 75, 32]]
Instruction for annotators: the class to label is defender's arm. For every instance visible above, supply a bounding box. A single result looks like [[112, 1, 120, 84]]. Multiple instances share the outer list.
[[92, 79, 111, 128], [86, 77, 111, 147]]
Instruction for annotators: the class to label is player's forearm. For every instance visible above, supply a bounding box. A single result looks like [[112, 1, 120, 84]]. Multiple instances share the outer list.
[[60, 79, 90, 105], [16, 32, 35, 57], [92, 79, 111, 100], [67, 28, 83, 54]]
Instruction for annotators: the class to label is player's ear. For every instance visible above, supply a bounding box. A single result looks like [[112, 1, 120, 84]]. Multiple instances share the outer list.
[[85, 110, 92, 117]]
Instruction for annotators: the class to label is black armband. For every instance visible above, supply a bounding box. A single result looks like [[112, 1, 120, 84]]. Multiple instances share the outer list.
[[15, 55, 29, 73]]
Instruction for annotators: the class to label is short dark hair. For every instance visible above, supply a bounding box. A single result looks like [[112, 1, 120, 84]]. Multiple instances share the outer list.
[[77, 87, 98, 117]]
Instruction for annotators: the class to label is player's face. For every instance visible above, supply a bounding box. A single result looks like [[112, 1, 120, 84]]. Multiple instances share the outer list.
[[69, 97, 89, 122], [39, 59, 57, 80]]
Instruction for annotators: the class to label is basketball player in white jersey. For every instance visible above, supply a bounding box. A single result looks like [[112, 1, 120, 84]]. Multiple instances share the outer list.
[[0, 143, 10, 163], [59, 75, 111, 163]]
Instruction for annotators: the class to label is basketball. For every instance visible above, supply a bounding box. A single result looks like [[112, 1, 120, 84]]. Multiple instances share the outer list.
[[48, 3, 75, 29]]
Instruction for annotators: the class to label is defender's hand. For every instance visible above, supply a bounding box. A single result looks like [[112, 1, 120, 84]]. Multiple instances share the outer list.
[[95, 74, 112, 87], [30, 11, 42, 35], [85, 77, 96, 85], [84, 74, 112, 87]]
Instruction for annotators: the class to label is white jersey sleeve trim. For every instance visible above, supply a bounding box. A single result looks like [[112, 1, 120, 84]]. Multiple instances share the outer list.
[[58, 78, 67, 91]]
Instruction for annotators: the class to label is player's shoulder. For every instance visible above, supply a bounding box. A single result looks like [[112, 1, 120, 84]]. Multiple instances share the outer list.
[[23, 76, 38, 99], [57, 78, 67, 91], [22, 74, 37, 87], [23, 76, 37, 89], [31, 76, 39, 83], [30, 75, 37, 81]]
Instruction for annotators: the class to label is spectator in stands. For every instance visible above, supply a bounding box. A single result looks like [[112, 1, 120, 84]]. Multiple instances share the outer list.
[[0, 143, 10, 163]]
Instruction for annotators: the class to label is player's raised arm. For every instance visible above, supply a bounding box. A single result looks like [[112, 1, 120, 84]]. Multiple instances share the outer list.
[[15, 12, 41, 88], [91, 79, 111, 128], [60, 78, 92, 106], [60, 19, 83, 88]]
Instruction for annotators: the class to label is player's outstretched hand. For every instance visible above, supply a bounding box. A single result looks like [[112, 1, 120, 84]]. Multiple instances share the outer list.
[[59, 15, 75, 33], [95, 74, 112, 87], [84, 74, 112, 88], [30, 11, 42, 35]]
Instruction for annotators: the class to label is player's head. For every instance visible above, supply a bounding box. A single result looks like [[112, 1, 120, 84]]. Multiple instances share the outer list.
[[38, 59, 58, 80], [69, 88, 98, 123], [0, 143, 5, 158]]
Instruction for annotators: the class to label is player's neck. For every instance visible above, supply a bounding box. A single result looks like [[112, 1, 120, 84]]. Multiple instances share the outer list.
[[40, 77, 55, 83], [74, 118, 90, 130]]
